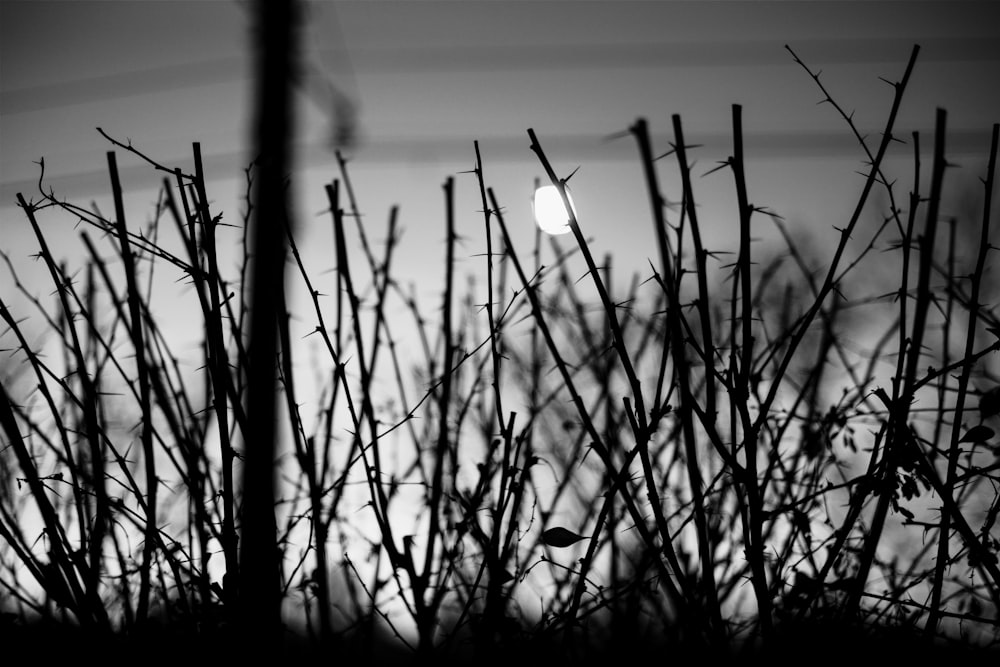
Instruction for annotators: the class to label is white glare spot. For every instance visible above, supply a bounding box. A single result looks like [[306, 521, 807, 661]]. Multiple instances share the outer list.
[[533, 185, 577, 235]]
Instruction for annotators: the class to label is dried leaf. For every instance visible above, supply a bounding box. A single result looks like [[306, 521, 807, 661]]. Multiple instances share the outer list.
[[959, 425, 995, 444], [541, 527, 585, 548]]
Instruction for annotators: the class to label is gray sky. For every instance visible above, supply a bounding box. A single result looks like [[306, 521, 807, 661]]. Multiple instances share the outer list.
[[3, 1, 998, 189], [2, 0, 999, 349]]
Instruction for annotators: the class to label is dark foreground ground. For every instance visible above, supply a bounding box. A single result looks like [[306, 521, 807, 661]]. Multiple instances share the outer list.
[[3, 615, 998, 666]]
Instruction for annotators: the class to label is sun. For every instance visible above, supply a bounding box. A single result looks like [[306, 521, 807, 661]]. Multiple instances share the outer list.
[[532, 184, 577, 235]]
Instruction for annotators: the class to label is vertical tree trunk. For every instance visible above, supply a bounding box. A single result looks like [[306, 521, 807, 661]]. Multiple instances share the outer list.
[[240, 0, 298, 650]]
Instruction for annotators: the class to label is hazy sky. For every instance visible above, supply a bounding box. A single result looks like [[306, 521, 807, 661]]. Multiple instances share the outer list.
[[2, 0, 999, 348], [3, 1, 998, 189]]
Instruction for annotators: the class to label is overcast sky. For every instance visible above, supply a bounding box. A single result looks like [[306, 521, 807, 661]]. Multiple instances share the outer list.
[[2, 0, 999, 349], [3, 1, 998, 187]]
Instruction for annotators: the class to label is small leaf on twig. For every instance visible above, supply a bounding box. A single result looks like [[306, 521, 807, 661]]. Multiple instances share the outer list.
[[541, 527, 585, 548], [959, 425, 995, 444]]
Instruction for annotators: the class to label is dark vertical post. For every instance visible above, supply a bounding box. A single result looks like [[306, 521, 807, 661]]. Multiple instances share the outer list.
[[241, 0, 298, 648]]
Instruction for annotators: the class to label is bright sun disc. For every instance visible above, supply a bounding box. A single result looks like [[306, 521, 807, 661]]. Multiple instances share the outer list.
[[533, 185, 577, 235]]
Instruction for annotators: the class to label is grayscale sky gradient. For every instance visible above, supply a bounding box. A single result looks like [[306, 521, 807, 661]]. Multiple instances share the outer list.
[[2, 0, 998, 347]]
